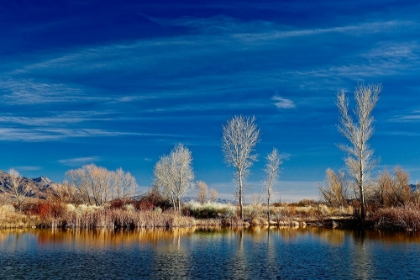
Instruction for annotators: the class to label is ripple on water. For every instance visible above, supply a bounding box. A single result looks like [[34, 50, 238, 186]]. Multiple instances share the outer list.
[[0, 228, 420, 279]]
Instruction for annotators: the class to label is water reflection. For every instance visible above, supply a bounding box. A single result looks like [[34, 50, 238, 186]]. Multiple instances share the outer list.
[[1, 227, 420, 250], [1, 227, 420, 279]]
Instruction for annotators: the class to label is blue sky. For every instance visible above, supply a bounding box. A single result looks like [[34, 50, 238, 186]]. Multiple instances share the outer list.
[[1, 0, 420, 201]]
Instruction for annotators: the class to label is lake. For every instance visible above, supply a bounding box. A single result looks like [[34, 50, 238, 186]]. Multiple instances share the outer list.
[[1, 227, 419, 279]]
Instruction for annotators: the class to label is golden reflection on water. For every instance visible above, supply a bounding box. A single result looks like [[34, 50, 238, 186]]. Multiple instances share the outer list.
[[1, 226, 420, 279], [0, 227, 196, 251], [1, 227, 420, 250]]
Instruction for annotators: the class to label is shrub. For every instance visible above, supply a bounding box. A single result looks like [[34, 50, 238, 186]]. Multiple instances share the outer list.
[[135, 190, 172, 211], [184, 201, 236, 220], [297, 199, 320, 207], [372, 206, 420, 231]]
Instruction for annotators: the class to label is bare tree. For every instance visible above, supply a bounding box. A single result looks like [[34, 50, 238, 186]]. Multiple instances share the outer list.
[[376, 167, 411, 207], [197, 181, 208, 204], [319, 169, 348, 208], [154, 155, 176, 208], [222, 115, 260, 219], [47, 181, 79, 203], [209, 189, 218, 203], [154, 144, 195, 212], [66, 164, 111, 206], [337, 84, 381, 223], [66, 164, 137, 206], [114, 168, 137, 202], [263, 148, 281, 222], [0, 169, 30, 211]]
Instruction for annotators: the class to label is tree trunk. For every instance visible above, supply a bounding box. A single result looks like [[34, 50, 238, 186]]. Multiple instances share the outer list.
[[238, 170, 243, 219], [359, 159, 366, 226], [171, 196, 176, 211], [360, 186, 366, 225], [267, 197, 270, 223]]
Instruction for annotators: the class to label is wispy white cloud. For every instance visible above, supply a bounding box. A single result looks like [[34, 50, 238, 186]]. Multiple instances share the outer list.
[[59, 157, 100, 167], [232, 20, 417, 42], [0, 128, 63, 141], [0, 111, 112, 127], [0, 79, 90, 105], [389, 110, 420, 123], [145, 15, 416, 41], [272, 96, 295, 109], [3, 16, 417, 111], [14, 166, 43, 171], [0, 127, 198, 142], [145, 15, 277, 35]]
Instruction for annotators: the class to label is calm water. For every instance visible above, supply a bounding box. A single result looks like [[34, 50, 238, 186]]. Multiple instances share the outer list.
[[1, 227, 419, 279]]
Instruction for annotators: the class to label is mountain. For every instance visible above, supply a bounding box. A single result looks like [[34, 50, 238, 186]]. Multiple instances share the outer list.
[[0, 170, 60, 199]]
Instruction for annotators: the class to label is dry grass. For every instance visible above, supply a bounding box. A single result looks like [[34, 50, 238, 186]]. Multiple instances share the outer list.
[[371, 206, 420, 231], [0, 203, 195, 229], [0, 205, 40, 228]]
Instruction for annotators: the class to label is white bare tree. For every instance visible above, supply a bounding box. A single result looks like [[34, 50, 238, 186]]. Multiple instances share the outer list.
[[337, 83, 381, 223], [263, 148, 281, 222], [114, 168, 137, 202], [154, 144, 195, 212], [222, 115, 260, 219], [0, 169, 31, 211], [154, 155, 176, 207]]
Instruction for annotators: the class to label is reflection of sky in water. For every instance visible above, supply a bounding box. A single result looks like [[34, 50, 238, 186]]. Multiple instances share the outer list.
[[0, 228, 420, 278]]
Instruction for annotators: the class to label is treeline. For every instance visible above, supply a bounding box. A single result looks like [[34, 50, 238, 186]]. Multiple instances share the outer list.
[[2, 83, 420, 231]]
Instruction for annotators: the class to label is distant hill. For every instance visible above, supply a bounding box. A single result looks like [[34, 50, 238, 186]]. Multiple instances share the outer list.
[[0, 170, 60, 199], [181, 196, 235, 204]]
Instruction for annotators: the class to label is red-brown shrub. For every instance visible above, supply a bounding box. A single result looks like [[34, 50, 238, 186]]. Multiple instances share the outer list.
[[27, 201, 66, 219]]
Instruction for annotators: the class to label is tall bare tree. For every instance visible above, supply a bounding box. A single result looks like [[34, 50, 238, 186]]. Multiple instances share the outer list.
[[337, 83, 381, 223], [154, 144, 195, 212], [263, 148, 281, 222], [222, 115, 260, 219], [0, 169, 30, 211], [197, 181, 208, 204]]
